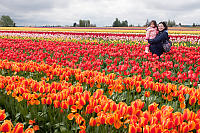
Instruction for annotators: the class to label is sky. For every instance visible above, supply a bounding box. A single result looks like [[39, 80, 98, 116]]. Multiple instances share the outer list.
[[0, 0, 199, 27]]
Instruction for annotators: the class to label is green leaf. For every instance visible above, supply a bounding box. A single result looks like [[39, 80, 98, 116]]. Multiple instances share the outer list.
[[26, 113, 31, 119], [60, 126, 67, 132], [15, 113, 20, 121], [185, 94, 190, 101]]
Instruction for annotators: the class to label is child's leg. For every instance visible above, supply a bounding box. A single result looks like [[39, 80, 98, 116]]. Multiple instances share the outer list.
[[145, 46, 149, 53], [145, 44, 150, 53]]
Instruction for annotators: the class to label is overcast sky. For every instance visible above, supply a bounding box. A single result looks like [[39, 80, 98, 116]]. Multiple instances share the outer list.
[[0, 0, 199, 27]]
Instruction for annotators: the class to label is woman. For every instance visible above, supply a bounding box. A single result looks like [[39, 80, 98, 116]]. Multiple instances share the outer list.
[[148, 22, 169, 57]]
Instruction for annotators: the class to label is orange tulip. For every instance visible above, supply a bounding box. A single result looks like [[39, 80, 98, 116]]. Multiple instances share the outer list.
[[33, 125, 39, 131], [188, 120, 196, 131], [0, 120, 12, 132], [67, 113, 74, 120], [53, 100, 60, 108], [110, 102, 117, 112], [136, 87, 141, 93], [100, 115, 106, 125], [0, 109, 6, 121], [131, 99, 144, 110], [89, 117, 96, 127], [24, 128, 34, 133], [167, 95, 173, 101], [114, 120, 122, 129], [183, 109, 190, 121], [46, 97, 52, 105], [139, 117, 147, 127], [67, 95, 74, 105], [182, 124, 189, 133], [94, 105, 101, 113], [150, 124, 157, 133], [189, 96, 197, 105], [174, 116, 181, 126], [106, 115, 114, 125], [129, 124, 137, 133], [143, 125, 150, 133], [13, 123, 24, 133], [39, 86, 45, 93], [41, 97, 46, 104], [83, 90, 90, 102], [144, 91, 150, 97], [148, 102, 158, 112], [79, 129, 86, 133], [143, 111, 151, 122], [79, 96, 86, 106], [29, 120, 35, 125], [180, 102, 185, 109], [61, 100, 68, 109], [71, 105, 77, 113], [75, 115, 85, 126]]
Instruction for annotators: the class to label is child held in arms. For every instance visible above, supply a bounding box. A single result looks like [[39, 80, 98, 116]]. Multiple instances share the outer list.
[[145, 20, 158, 53]]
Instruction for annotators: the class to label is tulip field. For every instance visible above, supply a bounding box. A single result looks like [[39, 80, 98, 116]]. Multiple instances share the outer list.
[[0, 27, 200, 133]]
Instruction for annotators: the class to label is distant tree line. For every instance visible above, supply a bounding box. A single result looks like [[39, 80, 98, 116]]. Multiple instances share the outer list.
[[73, 20, 96, 27], [144, 19, 199, 27], [192, 23, 200, 27], [112, 18, 129, 27], [144, 19, 176, 27]]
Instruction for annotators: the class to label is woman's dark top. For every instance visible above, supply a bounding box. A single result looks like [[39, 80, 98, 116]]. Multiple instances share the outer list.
[[148, 30, 169, 56]]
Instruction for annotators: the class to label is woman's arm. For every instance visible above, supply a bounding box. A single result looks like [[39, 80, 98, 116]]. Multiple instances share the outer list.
[[148, 31, 168, 44]]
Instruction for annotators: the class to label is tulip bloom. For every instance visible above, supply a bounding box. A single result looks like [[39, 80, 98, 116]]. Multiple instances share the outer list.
[[13, 123, 24, 133], [89, 117, 96, 127], [0, 109, 6, 121], [144, 91, 150, 97], [24, 128, 35, 133], [0, 120, 13, 132]]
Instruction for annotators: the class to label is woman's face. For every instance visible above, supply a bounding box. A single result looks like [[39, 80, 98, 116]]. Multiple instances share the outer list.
[[158, 23, 165, 31]]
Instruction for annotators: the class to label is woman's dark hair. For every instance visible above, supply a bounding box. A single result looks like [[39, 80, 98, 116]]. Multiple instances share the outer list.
[[158, 22, 168, 31]]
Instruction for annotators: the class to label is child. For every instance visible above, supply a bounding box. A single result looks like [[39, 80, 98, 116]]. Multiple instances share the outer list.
[[145, 20, 158, 53]]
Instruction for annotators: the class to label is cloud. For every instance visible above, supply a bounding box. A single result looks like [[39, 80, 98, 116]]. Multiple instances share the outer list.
[[144, 0, 200, 11], [0, 0, 199, 26]]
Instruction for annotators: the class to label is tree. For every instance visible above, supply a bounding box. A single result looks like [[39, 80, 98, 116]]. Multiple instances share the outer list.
[[73, 22, 77, 27], [112, 18, 128, 27], [145, 19, 149, 27], [121, 20, 128, 27], [79, 20, 91, 27], [112, 18, 121, 27], [85, 20, 90, 27], [0, 15, 15, 27], [79, 20, 84, 27], [90, 24, 96, 27], [172, 20, 176, 26], [192, 23, 196, 27], [129, 24, 134, 27], [167, 20, 176, 27]]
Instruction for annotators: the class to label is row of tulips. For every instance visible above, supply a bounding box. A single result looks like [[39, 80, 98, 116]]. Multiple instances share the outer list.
[[0, 27, 200, 34], [1, 73, 200, 132], [0, 31, 200, 46], [0, 38, 199, 87], [0, 108, 36, 133], [0, 59, 200, 112]]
